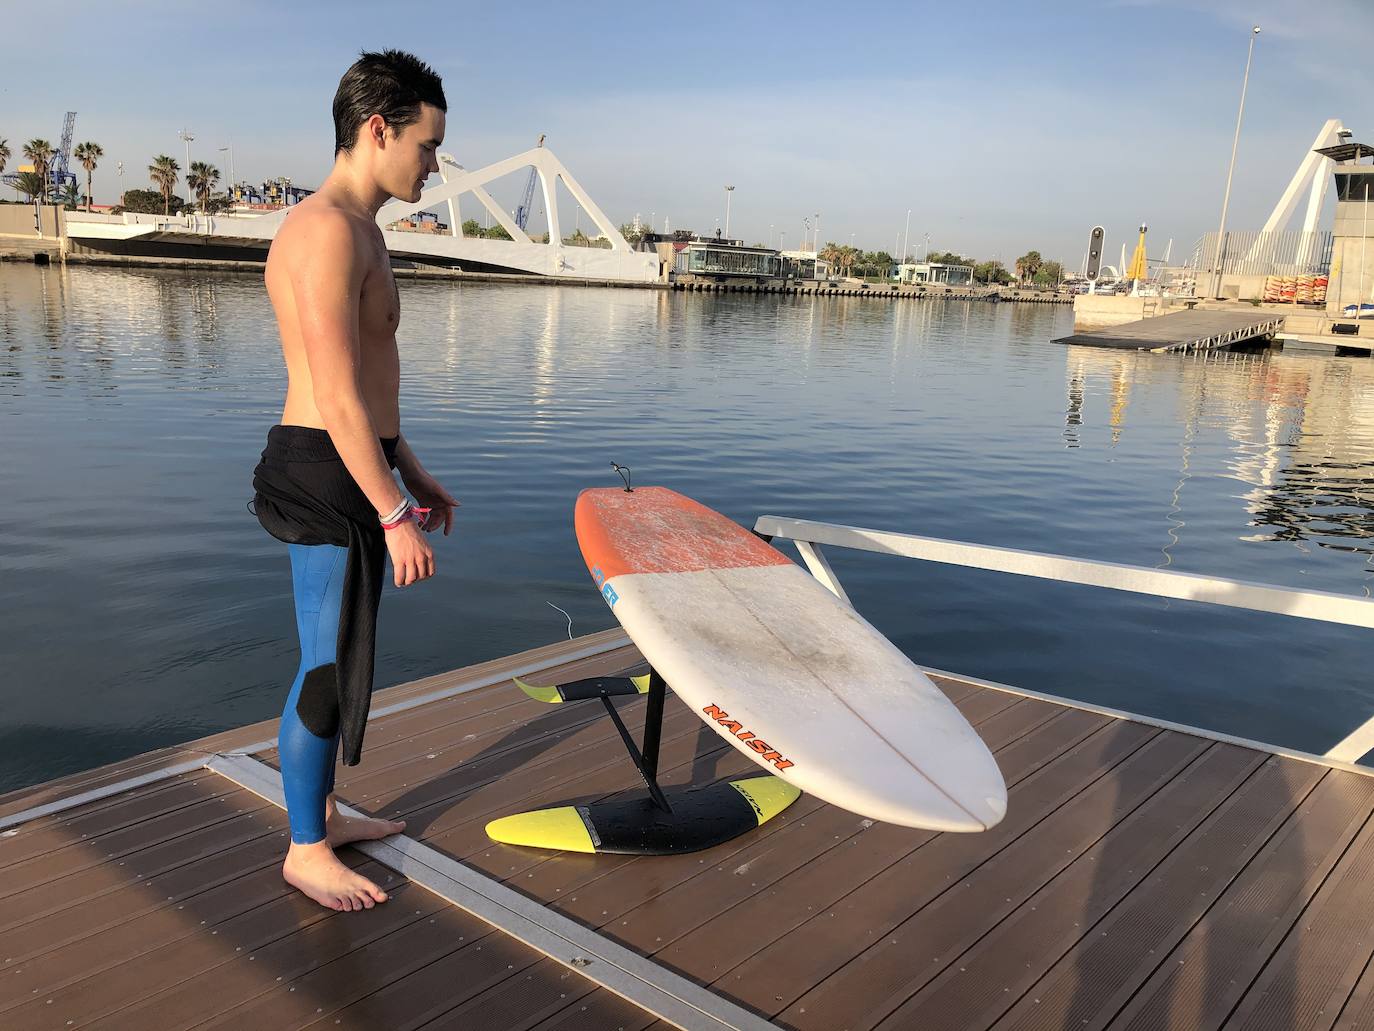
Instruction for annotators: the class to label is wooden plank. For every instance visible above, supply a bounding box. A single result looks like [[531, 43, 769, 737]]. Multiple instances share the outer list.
[[5, 849, 396, 1030], [562, 698, 1071, 963], [409, 959, 650, 1031], [0, 747, 196, 821], [1224, 804, 1374, 1029], [0, 778, 270, 901], [656, 702, 1081, 986], [711, 714, 1153, 1019], [994, 755, 1343, 1030], [1109, 770, 1374, 1030], [190, 902, 523, 1031], [0, 798, 285, 943], [871, 742, 1265, 1031], [0, 769, 233, 868], [0, 816, 296, 1010], [294, 939, 560, 1030]]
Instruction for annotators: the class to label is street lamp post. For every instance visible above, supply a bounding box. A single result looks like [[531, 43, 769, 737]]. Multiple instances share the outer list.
[[902, 208, 911, 263], [218, 144, 235, 196], [724, 186, 734, 238], [178, 128, 194, 185], [923, 232, 931, 262], [1211, 25, 1261, 298], [814, 212, 821, 252]]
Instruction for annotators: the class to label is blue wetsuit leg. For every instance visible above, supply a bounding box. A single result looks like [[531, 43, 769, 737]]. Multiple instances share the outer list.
[[280, 543, 346, 845]]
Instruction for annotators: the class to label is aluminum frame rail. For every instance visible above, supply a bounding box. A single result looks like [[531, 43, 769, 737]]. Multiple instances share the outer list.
[[755, 515, 1374, 762]]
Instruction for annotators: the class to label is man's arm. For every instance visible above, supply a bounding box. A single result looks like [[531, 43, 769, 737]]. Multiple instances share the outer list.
[[395, 433, 460, 535]]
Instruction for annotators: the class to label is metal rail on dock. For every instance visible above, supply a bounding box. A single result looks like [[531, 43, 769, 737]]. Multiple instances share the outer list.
[[755, 515, 1374, 762]]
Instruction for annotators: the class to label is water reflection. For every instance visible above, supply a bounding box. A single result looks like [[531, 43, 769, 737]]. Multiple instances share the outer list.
[[1063, 345, 1374, 564]]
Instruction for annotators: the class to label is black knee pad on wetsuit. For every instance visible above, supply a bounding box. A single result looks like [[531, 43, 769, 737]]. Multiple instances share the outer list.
[[297, 663, 341, 739]]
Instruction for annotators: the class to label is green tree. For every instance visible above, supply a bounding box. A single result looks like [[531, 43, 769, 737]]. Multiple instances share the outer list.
[[618, 221, 648, 246], [485, 222, 512, 241], [73, 141, 103, 212], [148, 154, 180, 215], [55, 180, 80, 208], [461, 218, 482, 237], [120, 187, 185, 215], [0, 138, 9, 177], [564, 227, 590, 247], [819, 241, 843, 273], [927, 250, 972, 267], [14, 171, 45, 203], [973, 260, 1006, 284], [1032, 260, 1064, 287], [1014, 250, 1043, 282], [186, 161, 220, 213], [23, 139, 53, 200]]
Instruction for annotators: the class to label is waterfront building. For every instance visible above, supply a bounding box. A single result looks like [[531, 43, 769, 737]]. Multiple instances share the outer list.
[[779, 249, 832, 282], [895, 261, 973, 286], [1323, 140, 1374, 317], [674, 237, 786, 283]]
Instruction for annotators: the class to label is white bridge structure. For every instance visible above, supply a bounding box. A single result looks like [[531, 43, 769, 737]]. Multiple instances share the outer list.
[[64, 144, 662, 284]]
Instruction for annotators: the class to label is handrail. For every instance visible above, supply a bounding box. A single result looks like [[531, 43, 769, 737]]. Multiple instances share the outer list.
[[754, 514, 1374, 762], [755, 516, 1374, 629]]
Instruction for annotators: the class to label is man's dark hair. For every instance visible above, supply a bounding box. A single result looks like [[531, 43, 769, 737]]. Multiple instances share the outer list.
[[333, 49, 446, 156]]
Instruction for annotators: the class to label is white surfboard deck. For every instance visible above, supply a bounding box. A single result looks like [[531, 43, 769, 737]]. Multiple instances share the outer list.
[[576, 487, 1007, 833]]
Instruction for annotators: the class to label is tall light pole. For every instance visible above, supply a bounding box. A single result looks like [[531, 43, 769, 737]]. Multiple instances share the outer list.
[[724, 185, 735, 238], [1211, 25, 1261, 298], [218, 143, 235, 193], [178, 128, 194, 184], [902, 208, 911, 263], [923, 232, 931, 262], [814, 212, 821, 252], [768, 223, 774, 249]]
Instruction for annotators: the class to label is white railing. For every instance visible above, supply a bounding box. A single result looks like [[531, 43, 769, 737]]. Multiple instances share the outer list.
[[755, 515, 1374, 762]]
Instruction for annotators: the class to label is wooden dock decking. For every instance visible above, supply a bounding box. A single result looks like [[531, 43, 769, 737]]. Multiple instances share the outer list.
[[4, 628, 1374, 1030], [1054, 309, 1286, 352]]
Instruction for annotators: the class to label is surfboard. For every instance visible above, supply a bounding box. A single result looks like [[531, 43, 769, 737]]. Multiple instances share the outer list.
[[574, 486, 1008, 833]]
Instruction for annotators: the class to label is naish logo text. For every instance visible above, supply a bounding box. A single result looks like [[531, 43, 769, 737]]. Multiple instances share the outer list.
[[702, 704, 794, 771]]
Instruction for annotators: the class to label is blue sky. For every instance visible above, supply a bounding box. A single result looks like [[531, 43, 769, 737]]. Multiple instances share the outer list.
[[3, 0, 1370, 266]]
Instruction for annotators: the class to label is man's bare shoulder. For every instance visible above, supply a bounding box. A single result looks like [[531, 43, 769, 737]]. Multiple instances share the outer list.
[[271, 194, 372, 265]]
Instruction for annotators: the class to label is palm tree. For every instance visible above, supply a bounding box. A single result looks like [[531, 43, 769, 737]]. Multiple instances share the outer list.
[[186, 161, 219, 213], [23, 139, 54, 201], [14, 171, 45, 203], [0, 138, 9, 177], [1014, 250, 1043, 283], [73, 142, 103, 212], [148, 154, 180, 215]]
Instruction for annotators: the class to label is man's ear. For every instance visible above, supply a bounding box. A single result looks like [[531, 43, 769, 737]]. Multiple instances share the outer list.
[[366, 113, 387, 149]]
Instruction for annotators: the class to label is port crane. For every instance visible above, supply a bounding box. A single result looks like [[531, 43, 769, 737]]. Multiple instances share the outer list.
[[513, 134, 545, 230]]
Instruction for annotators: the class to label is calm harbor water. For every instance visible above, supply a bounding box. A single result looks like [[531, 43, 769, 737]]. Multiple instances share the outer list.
[[1, 262, 1372, 794]]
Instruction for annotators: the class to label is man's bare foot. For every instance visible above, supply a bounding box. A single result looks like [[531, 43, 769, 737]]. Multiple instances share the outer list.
[[282, 840, 389, 911], [326, 810, 406, 848]]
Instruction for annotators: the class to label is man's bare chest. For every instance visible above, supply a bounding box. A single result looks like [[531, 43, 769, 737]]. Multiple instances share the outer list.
[[359, 239, 400, 338]]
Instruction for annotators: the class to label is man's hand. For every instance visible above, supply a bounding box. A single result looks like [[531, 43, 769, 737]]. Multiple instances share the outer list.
[[402, 469, 460, 535], [384, 520, 434, 588]]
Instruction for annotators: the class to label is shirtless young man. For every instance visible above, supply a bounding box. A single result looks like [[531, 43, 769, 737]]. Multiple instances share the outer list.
[[253, 50, 457, 912]]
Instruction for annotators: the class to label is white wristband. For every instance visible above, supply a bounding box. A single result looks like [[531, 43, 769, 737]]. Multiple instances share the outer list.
[[379, 499, 410, 525]]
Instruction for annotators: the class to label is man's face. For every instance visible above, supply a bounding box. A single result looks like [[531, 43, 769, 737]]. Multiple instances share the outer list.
[[384, 103, 445, 204]]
